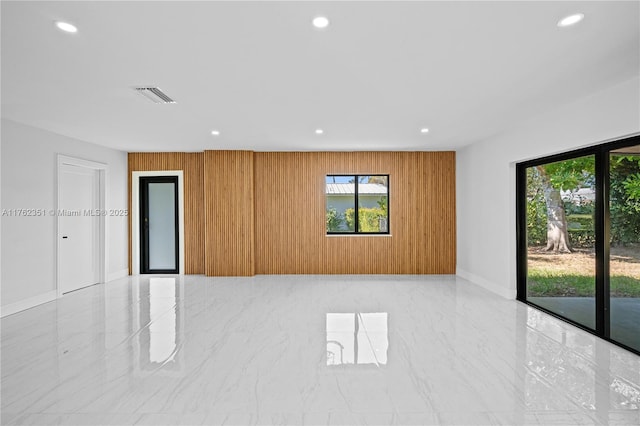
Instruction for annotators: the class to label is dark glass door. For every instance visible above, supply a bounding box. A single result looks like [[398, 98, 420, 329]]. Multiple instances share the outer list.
[[609, 145, 640, 352], [523, 155, 596, 330], [140, 176, 179, 274], [517, 135, 640, 356]]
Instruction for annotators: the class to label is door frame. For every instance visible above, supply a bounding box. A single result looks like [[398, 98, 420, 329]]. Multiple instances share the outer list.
[[56, 155, 107, 297], [139, 176, 180, 274], [131, 171, 185, 275]]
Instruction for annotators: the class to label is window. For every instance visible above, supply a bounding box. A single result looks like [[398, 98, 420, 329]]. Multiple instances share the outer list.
[[516, 134, 640, 355], [326, 175, 389, 234]]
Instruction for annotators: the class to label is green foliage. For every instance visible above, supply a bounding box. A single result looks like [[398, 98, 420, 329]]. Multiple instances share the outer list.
[[622, 172, 640, 209], [530, 158, 598, 248], [377, 196, 388, 215], [527, 270, 640, 297], [344, 207, 386, 232], [541, 156, 595, 191], [527, 199, 547, 246], [568, 231, 593, 248], [360, 207, 386, 232], [610, 275, 640, 297], [528, 152, 640, 247], [528, 271, 595, 296], [610, 156, 640, 245], [567, 214, 592, 228], [326, 207, 344, 232], [566, 214, 595, 248], [526, 168, 548, 246], [564, 201, 592, 215], [344, 208, 356, 231]]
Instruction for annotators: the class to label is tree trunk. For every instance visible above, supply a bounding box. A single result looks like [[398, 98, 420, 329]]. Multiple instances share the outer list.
[[536, 166, 573, 253]]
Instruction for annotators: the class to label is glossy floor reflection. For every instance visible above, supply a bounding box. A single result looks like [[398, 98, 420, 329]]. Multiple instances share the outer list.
[[2, 275, 639, 425]]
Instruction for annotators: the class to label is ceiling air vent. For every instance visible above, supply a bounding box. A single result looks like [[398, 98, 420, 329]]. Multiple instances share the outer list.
[[134, 87, 176, 104]]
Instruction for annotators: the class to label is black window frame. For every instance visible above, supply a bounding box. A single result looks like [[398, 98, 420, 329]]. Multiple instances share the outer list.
[[516, 133, 640, 356], [326, 174, 390, 235]]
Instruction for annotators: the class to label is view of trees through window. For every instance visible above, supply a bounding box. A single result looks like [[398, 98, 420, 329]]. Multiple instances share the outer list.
[[326, 175, 389, 234], [526, 155, 597, 329], [523, 143, 640, 353]]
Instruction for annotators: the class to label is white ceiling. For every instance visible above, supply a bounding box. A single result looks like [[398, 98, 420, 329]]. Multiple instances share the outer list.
[[1, 1, 638, 152]]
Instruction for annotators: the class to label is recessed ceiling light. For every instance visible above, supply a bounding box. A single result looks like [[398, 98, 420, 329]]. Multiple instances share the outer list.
[[312, 16, 330, 29], [211, 130, 220, 136], [420, 128, 430, 134], [315, 129, 324, 135], [557, 13, 584, 28], [55, 21, 78, 33]]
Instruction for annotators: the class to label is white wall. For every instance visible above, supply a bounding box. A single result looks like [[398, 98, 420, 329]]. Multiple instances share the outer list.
[[456, 76, 640, 299], [1, 119, 128, 313]]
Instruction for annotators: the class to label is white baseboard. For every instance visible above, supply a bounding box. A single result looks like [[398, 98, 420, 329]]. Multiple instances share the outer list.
[[107, 268, 129, 282], [457, 268, 516, 300], [1, 290, 58, 318]]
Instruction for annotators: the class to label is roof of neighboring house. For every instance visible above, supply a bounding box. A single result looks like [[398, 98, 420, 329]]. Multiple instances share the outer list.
[[326, 183, 388, 195]]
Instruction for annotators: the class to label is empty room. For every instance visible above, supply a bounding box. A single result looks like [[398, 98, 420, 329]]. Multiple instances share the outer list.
[[1, 1, 639, 425]]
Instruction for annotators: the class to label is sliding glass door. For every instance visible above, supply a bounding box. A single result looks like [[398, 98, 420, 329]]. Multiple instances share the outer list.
[[609, 145, 640, 352], [517, 135, 640, 355], [524, 155, 596, 330]]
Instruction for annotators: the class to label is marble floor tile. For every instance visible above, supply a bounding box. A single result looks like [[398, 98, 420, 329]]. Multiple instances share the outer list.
[[2, 274, 639, 425]]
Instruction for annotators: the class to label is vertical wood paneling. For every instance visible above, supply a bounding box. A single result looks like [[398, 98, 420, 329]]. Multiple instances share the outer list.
[[129, 150, 454, 276], [253, 152, 456, 274], [128, 153, 204, 274], [204, 150, 255, 276]]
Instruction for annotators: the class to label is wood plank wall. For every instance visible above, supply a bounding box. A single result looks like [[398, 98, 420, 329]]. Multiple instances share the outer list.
[[254, 152, 456, 274], [128, 151, 455, 276], [204, 150, 255, 276], [128, 153, 204, 274]]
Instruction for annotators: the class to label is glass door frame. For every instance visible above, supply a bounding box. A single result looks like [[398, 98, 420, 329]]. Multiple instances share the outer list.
[[139, 176, 180, 274], [516, 133, 640, 356]]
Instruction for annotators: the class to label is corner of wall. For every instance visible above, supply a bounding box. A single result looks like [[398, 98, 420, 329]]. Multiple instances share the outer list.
[[457, 267, 516, 299], [107, 268, 129, 282]]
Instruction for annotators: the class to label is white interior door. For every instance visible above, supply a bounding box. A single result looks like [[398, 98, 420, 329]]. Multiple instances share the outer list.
[[59, 164, 100, 293]]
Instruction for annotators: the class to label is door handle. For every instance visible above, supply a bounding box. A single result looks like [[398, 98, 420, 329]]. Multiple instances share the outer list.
[[62, 236, 68, 239]]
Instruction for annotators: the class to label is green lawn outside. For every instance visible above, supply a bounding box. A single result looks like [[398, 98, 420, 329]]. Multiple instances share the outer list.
[[528, 269, 640, 297]]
